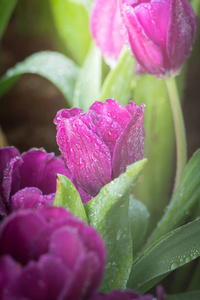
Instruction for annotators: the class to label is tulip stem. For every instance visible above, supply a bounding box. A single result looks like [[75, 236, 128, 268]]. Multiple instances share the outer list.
[[165, 77, 187, 194]]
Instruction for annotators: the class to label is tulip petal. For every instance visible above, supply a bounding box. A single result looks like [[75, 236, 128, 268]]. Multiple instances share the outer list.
[[54, 107, 84, 124], [18, 149, 69, 195], [90, 99, 131, 129], [2, 155, 23, 206], [90, 0, 126, 65], [49, 227, 85, 269], [120, 1, 165, 76], [84, 110, 122, 157], [0, 255, 21, 299], [11, 187, 54, 212], [112, 103, 145, 178], [56, 117, 112, 196], [0, 146, 19, 193], [167, 0, 197, 72], [0, 211, 45, 264]]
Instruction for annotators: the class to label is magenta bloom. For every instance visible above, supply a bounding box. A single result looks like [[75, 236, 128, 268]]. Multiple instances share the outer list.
[[54, 99, 145, 199], [90, 0, 197, 77], [0, 206, 105, 300], [0, 147, 72, 216]]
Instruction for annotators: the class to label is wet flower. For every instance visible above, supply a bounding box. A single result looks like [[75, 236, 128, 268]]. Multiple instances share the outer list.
[[54, 99, 145, 200], [90, 0, 197, 77], [0, 206, 105, 300], [0, 147, 72, 216]]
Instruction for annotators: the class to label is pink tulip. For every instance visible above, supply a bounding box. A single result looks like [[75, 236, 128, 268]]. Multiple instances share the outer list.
[[90, 0, 197, 77]]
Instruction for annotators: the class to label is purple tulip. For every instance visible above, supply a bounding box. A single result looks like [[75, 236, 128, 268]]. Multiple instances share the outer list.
[[0, 206, 105, 300], [0, 147, 74, 216], [54, 99, 145, 199], [90, 0, 197, 77]]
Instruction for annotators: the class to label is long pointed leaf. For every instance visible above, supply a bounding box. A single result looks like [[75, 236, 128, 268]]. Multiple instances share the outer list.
[[127, 219, 200, 292], [85, 159, 147, 292], [0, 51, 79, 106], [146, 149, 200, 247], [54, 174, 88, 223]]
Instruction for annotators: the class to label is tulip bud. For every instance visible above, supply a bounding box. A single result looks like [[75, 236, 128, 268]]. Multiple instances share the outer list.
[[90, 0, 197, 77], [120, 0, 197, 77], [54, 99, 145, 199]]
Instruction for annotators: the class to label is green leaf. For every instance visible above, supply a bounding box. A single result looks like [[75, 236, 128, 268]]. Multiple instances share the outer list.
[[166, 290, 200, 300], [67, 0, 93, 14], [73, 43, 102, 111], [50, 0, 91, 65], [127, 219, 200, 292], [0, 51, 79, 105], [0, 0, 17, 40], [85, 158, 147, 292], [99, 48, 135, 106], [191, 0, 200, 15], [54, 174, 88, 223], [129, 195, 150, 254], [133, 75, 175, 232], [146, 149, 200, 247]]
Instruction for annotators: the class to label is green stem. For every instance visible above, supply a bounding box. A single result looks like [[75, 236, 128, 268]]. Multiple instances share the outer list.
[[165, 77, 187, 193]]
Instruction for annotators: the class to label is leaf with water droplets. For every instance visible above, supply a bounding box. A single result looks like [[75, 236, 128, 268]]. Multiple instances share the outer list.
[[146, 149, 200, 246], [54, 174, 88, 223], [0, 51, 79, 106], [84, 158, 147, 292], [127, 218, 200, 292]]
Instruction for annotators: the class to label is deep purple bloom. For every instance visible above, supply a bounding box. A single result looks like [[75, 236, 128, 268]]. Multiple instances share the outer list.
[[0, 206, 105, 300], [54, 99, 145, 200], [90, 0, 197, 77], [0, 147, 73, 216]]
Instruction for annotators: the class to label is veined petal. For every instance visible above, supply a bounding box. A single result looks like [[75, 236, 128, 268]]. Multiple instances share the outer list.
[[167, 0, 197, 72], [84, 110, 122, 157], [90, 0, 126, 65], [90, 99, 132, 129], [56, 117, 112, 196], [112, 103, 145, 178], [120, 1, 165, 76]]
